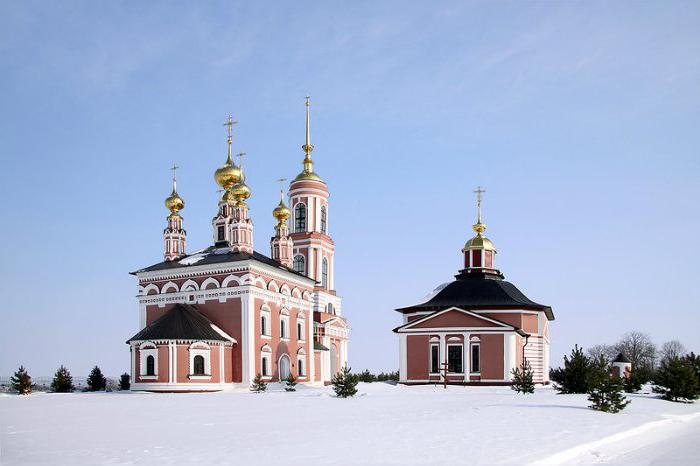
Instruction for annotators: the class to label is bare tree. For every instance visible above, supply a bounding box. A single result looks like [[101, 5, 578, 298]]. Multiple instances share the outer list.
[[614, 331, 657, 369], [587, 344, 618, 363], [660, 340, 687, 363]]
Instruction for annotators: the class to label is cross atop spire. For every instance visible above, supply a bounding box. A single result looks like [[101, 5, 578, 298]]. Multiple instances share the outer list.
[[474, 186, 486, 224], [277, 177, 287, 200], [223, 116, 237, 140], [171, 164, 179, 192]]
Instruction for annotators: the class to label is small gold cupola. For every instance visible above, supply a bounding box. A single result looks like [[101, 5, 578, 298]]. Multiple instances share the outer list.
[[214, 116, 243, 189], [272, 180, 291, 226], [165, 164, 185, 217], [294, 96, 324, 182], [230, 152, 251, 206], [461, 186, 499, 274]]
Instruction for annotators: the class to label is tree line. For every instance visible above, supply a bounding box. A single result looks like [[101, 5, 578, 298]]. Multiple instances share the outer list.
[[9, 365, 131, 395]]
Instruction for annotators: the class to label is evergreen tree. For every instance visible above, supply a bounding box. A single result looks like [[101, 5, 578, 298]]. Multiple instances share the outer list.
[[511, 360, 535, 394], [250, 373, 267, 393], [623, 370, 643, 393], [553, 345, 591, 394], [50, 365, 74, 393], [357, 369, 375, 383], [284, 373, 298, 392], [87, 366, 107, 391], [653, 356, 699, 402], [10, 366, 32, 395], [587, 355, 610, 390], [331, 365, 358, 398], [682, 352, 700, 381], [119, 373, 131, 391], [588, 376, 630, 413]]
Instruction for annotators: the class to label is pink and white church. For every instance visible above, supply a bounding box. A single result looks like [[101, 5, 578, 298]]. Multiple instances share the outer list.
[[394, 189, 554, 385], [127, 99, 350, 391]]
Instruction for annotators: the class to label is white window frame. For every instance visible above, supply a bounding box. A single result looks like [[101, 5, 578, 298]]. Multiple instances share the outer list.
[[429, 342, 440, 375], [447, 343, 464, 375], [297, 319, 305, 342], [279, 310, 290, 341], [261, 345, 272, 379], [139, 342, 158, 380], [188, 342, 212, 380], [260, 306, 271, 339], [470, 342, 481, 375]]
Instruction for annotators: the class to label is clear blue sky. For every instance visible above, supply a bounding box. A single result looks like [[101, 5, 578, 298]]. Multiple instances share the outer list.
[[1, 1, 698, 377]]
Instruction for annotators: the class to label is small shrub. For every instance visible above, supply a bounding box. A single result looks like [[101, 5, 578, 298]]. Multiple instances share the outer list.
[[119, 373, 131, 391], [588, 376, 630, 413], [285, 373, 298, 392], [511, 361, 535, 394], [332, 365, 358, 398], [357, 370, 376, 383], [250, 373, 267, 393]]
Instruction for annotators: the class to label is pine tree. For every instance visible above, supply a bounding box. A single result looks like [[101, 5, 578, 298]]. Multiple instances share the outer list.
[[588, 376, 630, 413], [511, 360, 535, 394], [250, 373, 267, 393], [357, 369, 375, 383], [285, 373, 298, 392], [553, 345, 590, 394], [331, 365, 358, 398], [10, 366, 32, 395], [87, 366, 107, 391], [682, 352, 700, 381], [587, 355, 610, 390], [653, 356, 699, 402], [119, 373, 131, 391], [50, 365, 74, 393]]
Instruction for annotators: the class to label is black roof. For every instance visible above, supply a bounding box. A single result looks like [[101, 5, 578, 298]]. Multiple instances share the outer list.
[[126, 303, 232, 343], [396, 271, 554, 320], [314, 341, 329, 351], [131, 247, 314, 282], [613, 353, 630, 363]]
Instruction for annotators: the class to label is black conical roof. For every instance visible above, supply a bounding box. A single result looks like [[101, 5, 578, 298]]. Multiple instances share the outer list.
[[126, 303, 230, 343]]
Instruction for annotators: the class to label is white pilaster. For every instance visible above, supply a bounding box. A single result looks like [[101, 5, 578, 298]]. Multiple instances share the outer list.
[[504, 333, 516, 381], [399, 334, 407, 382], [463, 333, 470, 382]]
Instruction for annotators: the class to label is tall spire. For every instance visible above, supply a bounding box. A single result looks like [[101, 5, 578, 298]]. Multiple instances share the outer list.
[[171, 163, 179, 194], [472, 186, 486, 237], [224, 115, 236, 165], [294, 95, 323, 181]]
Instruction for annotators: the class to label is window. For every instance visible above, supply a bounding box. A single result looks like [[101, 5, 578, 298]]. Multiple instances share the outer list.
[[217, 225, 225, 241], [260, 315, 268, 336], [193, 355, 205, 375], [298, 357, 305, 377], [293, 255, 306, 275], [470, 343, 481, 373], [447, 345, 463, 373], [262, 356, 269, 376], [320, 206, 327, 233], [295, 204, 306, 231], [321, 258, 328, 288], [430, 344, 440, 374], [297, 321, 305, 340], [280, 319, 287, 339], [326, 303, 334, 315], [146, 355, 155, 376]]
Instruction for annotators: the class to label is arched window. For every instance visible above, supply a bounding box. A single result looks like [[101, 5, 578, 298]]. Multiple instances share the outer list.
[[298, 357, 305, 377], [321, 258, 328, 288], [293, 255, 305, 275], [146, 355, 155, 376], [297, 321, 303, 340], [280, 319, 287, 339], [294, 204, 306, 231], [262, 356, 269, 376], [320, 206, 327, 233], [193, 355, 205, 375]]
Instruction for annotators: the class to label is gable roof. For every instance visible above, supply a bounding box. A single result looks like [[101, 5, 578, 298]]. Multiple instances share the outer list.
[[393, 307, 527, 336], [126, 303, 234, 343], [396, 271, 554, 320], [131, 246, 315, 282]]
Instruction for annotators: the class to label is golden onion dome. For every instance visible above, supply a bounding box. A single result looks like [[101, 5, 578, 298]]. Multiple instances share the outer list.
[[165, 189, 185, 217], [214, 162, 242, 189], [231, 181, 251, 204], [293, 170, 324, 182], [220, 188, 237, 205], [273, 199, 291, 223]]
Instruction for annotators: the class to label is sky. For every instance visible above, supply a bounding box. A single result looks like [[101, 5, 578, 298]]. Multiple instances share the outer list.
[[1, 1, 699, 377]]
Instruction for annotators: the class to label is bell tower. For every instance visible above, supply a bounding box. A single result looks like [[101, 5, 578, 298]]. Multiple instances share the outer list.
[[228, 152, 254, 254], [270, 179, 294, 268], [164, 164, 187, 261], [289, 97, 335, 290], [212, 116, 242, 247]]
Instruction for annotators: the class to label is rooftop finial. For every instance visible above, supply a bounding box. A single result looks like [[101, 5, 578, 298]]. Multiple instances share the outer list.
[[472, 186, 486, 236], [223, 115, 237, 165], [301, 96, 314, 173], [277, 177, 287, 201], [236, 152, 246, 177], [170, 163, 179, 193]]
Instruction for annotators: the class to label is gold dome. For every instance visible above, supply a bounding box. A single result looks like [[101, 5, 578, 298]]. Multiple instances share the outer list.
[[231, 181, 251, 205], [273, 199, 291, 223], [214, 162, 242, 189], [165, 189, 184, 217], [463, 235, 496, 251], [220, 188, 237, 205]]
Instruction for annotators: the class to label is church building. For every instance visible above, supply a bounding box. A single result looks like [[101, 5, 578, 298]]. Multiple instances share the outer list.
[[127, 98, 350, 391], [394, 189, 554, 385]]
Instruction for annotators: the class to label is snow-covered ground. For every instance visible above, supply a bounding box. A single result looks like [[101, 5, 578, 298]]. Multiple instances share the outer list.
[[1, 383, 698, 465]]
